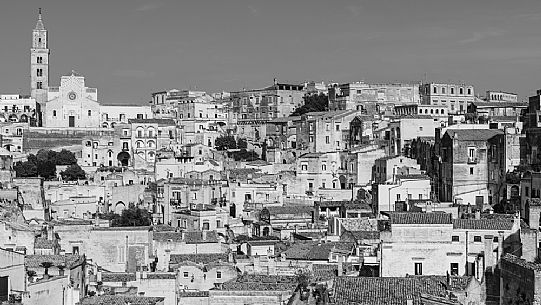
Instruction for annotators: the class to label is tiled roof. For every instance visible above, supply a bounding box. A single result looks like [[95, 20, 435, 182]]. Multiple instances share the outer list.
[[332, 276, 447, 305], [128, 118, 176, 125], [387, 212, 452, 225], [502, 253, 541, 271], [283, 242, 354, 261], [153, 231, 219, 243], [79, 295, 165, 305], [395, 174, 430, 180], [178, 291, 210, 297], [340, 218, 379, 232], [267, 205, 313, 215], [444, 129, 503, 141], [312, 264, 338, 281], [170, 253, 228, 265], [406, 275, 472, 291], [349, 231, 381, 240], [25, 254, 83, 268], [452, 219, 514, 230], [147, 272, 176, 279], [34, 238, 58, 249], [101, 272, 136, 282], [215, 274, 297, 291]]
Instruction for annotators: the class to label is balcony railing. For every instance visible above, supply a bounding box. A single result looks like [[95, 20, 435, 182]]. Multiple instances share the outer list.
[[467, 157, 478, 164]]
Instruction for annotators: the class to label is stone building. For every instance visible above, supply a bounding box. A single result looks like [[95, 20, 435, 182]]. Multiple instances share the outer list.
[[295, 110, 360, 155], [420, 82, 475, 114], [42, 72, 101, 128], [439, 129, 503, 207], [485, 90, 518, 103], [500, 254, 541, 305], [328, 82, 420, 111]]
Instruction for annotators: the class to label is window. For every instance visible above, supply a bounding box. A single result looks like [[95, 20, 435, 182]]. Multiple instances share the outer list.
[[88, 110, 92, 116], [493, 237, 499, 242], [419, 126, 423, 131], [216, 271, 222, 279], [37, 69, 42, 77], [451, 88, 455, 94], [37, 82, 42, 89], [442, 87, 446, 94], [474, 236, 482, 242], [326, 136, 330, 144], [72, 246, 79, 255], [37, 56, 43, 64], [526, 186, 530, 197], [470, 168, 474, 175], [433, 87, 437, 94], [450, 263, 459, 275], [336, 125, 340, 131], [419, 194, 423, 199], [460, 88, 464, 94], [396, 194, 401, 201], [53, 110, 57, 117], [183, 272, 189, 278], [322, 164, 327, 171], [452, 235, 459, 242], [301, 164, 308, 171], [468, 147, 475, 158], [414, 263, 423, 275], [309, 136, 313, 142], [468, 88, 472, 95]]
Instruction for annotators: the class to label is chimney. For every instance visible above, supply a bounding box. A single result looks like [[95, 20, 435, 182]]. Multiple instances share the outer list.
[[484, 235, 494, 271]]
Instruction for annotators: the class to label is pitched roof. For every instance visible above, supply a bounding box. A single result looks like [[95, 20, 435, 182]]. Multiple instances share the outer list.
[[283, 242, 354, 261], [34, 238, 59, 249], [215, 274, 297, 291], [170, 253, 228, 265], [444, 129, 503, 141], [25, 254, 83, 269], [340, 218, 379, 232], [501, 253, 541, 271], [101, 272, 136, 282], [452, 219, 514, 231], [79, 295, 165, 305], [332, 276, 447, 305], [267, 205, 313, 215], [128, 118, 176, 125], [153, 231, 219, 243], [387, 212, 452, 225]]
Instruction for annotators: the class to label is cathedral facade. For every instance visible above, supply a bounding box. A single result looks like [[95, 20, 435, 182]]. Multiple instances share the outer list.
[[30, 10, 151, 129]]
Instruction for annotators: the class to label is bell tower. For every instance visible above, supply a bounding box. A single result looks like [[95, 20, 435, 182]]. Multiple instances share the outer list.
[[30, 8, 49, 105]]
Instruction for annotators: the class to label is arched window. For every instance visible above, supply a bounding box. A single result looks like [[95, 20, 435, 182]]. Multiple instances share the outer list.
[[88, 110, 92, 116], [148, 140, 156, 148], [148, 127, 155, 138], [53, 110, 57, 116], [136, 141, 144, 148], [136, 127, 144, 138]]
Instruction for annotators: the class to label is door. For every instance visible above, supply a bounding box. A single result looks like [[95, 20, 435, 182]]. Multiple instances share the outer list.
[[69, 116, 75, 127]]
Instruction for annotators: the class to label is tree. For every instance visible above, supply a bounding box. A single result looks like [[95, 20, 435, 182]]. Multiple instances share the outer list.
[[56, 149, 77, 165], [237, 138, 248, 149], [60, 164, 86, 181], [215, 135, 237, 150], [13, 160, 37, 177], [111, 203, 152, 227], [290, 93, 328, 116]]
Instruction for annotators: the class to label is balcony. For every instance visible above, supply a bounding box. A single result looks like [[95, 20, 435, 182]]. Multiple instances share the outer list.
[[467, 157, 478, 164], [170, 199, 182, 206]]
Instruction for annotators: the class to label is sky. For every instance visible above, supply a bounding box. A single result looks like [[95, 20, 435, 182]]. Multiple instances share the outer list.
[[1, 0, 541, 104]]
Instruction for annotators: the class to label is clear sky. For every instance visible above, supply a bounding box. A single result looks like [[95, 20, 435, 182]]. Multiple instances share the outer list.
[[1, 0, 541, 104]]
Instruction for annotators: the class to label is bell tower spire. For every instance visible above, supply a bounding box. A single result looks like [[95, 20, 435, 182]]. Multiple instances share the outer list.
[[31, 8, 50, 111]]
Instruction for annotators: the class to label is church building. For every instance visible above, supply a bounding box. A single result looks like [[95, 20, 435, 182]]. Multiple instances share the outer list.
[[29, 9, 152, 128]]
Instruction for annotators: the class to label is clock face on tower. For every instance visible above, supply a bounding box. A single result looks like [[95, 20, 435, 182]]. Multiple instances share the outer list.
[[68, 92, 77, 100]]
